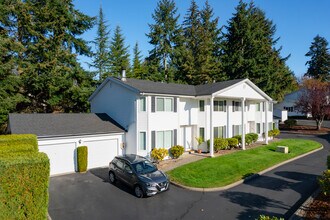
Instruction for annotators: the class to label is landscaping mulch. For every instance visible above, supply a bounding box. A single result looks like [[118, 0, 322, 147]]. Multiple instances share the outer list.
[[280, 124, 330, 135], [303, 193, 330, 220]]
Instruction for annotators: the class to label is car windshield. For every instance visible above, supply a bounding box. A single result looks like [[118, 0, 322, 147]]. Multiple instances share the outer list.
[[132, 160, 157, 175]]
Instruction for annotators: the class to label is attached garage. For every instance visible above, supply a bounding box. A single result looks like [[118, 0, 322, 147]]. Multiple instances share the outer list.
[[8, 113, 126, 176]]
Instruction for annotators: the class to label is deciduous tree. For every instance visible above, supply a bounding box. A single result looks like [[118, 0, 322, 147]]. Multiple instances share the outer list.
[[295, 79, 330, 130]]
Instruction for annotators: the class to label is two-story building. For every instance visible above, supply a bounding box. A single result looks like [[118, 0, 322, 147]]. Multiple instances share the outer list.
[[89, 75, 274, 157]]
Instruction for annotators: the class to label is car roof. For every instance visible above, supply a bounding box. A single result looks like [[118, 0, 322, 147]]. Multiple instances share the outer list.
[[115, 154, 148, 164]]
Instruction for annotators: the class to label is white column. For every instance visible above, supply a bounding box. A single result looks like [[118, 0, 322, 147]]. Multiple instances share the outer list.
[[265, 101, 269, 145], [241, 98, 246, 150], [210, 96, 214, 157]]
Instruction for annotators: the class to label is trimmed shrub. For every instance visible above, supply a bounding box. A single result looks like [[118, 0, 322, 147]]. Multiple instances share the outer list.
[[0, 152, 50, 219], [0, 144, 36, 154], [245, 134, 253, 145], [77, 146, 88, 172], [214, 138, 229, 151], [233, 135, 242, 144], [151, 148, 168, 162], [272, 129, 280, 138], [268, 130, 274, 138], [247, 133, 258, 143], [257, 215, 284, 220], [227, 138, 239, 148], [318, 170, 330, 196], [284, 119, 297, 128], [169, 145, 184, 159], [0, 134, 38, 151]]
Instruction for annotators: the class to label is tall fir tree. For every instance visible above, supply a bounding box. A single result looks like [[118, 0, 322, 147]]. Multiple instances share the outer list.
[[108, 25, 130, 78], [305, 35, 330, 82], [131, 42, 145, 79], [90, 6, 111, 82], [0, 24, 26, 132], [175, 0, 223, 85], [146, 0, 182, 82], [221, 1, 297, 101], [0, 0, 95, 113]]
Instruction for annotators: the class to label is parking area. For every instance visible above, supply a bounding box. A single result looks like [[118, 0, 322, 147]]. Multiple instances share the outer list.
[[49, 134, 329, 220], [49, 168, 203, 220]]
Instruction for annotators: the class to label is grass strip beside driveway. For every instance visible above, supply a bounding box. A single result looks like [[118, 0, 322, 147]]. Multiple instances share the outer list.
[[167, 139, 321, 188]]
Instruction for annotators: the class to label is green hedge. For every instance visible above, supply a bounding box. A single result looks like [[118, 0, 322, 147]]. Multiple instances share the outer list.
[[77, 146, 88, 172], [0, 152, 49, 219], [0, 134, 38, 151], [0, 144, 36, 154], [227, 138, 239, 148]]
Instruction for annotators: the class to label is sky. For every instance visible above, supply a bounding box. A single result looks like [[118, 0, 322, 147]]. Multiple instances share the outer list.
[[74, 0, 330, 78]]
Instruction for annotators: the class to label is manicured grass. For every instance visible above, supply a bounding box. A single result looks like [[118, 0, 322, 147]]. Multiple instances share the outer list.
[[167, 139, 322, 188]]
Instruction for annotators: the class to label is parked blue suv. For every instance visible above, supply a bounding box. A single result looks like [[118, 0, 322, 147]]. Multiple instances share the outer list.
[[109, 154, 170, 198]]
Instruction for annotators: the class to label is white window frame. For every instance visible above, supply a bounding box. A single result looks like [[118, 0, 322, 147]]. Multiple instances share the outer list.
[[156, 130, 173, 149], [233, 101, 241, 112], [214, 100, 226, 112], [256, 123, 261, 134], [156, 97, 173, 112], [199, 100, 205, 112], [214, 126, 226, 138], [139, 97, 146, 112], [139, 132, 146, 150]]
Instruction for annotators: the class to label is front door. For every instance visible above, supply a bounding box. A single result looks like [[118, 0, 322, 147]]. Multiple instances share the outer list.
[[182, 126, 192, 150]]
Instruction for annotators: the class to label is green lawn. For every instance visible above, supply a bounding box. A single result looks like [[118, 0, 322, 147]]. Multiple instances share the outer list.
[[167, 139, 322, 188]]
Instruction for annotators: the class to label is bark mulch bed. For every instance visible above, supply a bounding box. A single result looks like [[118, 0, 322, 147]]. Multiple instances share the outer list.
[[303, 193, 330, 220], [279, 124, 330, 135]]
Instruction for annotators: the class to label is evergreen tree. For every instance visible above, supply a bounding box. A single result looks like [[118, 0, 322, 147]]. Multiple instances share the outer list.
[[221, 1, 297, 101], [198, 1, 224, 83], [90, 6, 111, 82], [0, 25, 26, 132], [305, 35, 330, 82], [131, 42, 145, 79], [0, 0, 95, 113], [146, 0, 182, 82], [175, 0, 223, 85], [108, 25, 130, 78]]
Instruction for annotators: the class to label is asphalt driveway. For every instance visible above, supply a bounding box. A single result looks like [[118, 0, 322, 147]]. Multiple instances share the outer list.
[[49, 133, 329, 220]]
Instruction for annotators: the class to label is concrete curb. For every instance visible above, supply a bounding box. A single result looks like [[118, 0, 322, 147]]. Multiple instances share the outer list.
[[289, 188, 320, 220], [170, 145, 324, 192]]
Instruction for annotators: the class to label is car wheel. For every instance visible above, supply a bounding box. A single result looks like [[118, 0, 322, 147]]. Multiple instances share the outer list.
[[109, 172, 116, 184], [134, 185, 144, 198]]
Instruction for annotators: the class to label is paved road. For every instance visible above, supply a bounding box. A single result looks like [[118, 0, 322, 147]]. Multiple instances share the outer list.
[[49, 133, 329, 220], [296, 119, 330, 128]]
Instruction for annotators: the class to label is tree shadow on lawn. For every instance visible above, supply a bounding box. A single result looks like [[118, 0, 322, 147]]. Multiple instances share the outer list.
[[89, 167, 136, 197]]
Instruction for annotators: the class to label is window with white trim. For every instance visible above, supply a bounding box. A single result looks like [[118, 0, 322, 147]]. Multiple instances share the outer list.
[[214, 126, 226, 138], [214, 100, 226, 112], [256, 123, 261, 134], [139, 132, 146, 150], [233, 101, 241, 112], [156, 130, 173, 148], [232, 125, 242, 136], [156, 97, 173, 112], [256, 103, 261, 111], [139, 97, 146, 111], [199, 100, 205, 112], [199, 127, 205, 141]]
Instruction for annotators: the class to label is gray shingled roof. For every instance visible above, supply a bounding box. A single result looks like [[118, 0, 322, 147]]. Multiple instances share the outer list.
[[8, 113, 125, 138], [111, 77, 245, 96]]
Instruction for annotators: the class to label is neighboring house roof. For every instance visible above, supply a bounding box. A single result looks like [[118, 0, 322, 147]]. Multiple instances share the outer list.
[[8, 113, 125, 138], [89, 77, 260, 101]]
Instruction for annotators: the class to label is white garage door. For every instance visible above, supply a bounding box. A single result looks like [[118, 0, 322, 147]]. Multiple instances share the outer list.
[[39, 142, 76, 175], [84, 139, 118, 169]]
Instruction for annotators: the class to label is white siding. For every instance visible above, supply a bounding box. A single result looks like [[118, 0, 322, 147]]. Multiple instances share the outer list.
[[179, 98, 198, 126], [39, 133, 124, 176], [90, 81, 138, 154]]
